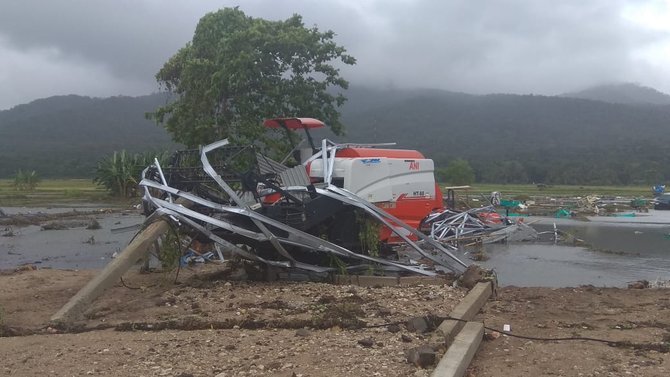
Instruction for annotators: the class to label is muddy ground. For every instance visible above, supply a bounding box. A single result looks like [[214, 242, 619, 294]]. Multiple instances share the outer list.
[[1, 206, 669, 376], [0, 266, 465, 377], [0, 267, 669, 377], [473, 286, 670, 377]]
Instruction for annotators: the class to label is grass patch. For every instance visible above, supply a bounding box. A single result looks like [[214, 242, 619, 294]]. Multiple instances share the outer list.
[[0, 179, 133, 207], [467, 184, 651, 198]]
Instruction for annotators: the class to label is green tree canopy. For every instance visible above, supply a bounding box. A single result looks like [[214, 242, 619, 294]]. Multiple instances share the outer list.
[[150, 7, 356, 148], [438, 159, 475, 185]]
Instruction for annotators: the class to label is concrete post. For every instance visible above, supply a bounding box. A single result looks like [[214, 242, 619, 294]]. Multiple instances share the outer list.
[[50, 219, 171, 324]]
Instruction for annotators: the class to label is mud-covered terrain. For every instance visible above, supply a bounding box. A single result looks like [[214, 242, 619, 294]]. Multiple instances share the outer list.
[[2, 207, 670, 376], [0, 267, 465, 376], [472, 286, 670, 377], [2, 267, 669, 376]]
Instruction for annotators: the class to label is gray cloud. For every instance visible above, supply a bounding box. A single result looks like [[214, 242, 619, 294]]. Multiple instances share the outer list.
[[338, 0, 661, 94], [0, 0, 669, 109]]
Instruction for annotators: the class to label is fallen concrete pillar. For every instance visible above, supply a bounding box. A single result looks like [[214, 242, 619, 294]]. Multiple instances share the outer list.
[[431, 321, 484, 377], [50, 219, 170, 324], [437, 281, 492, 346], [427, 281, 492, 376]]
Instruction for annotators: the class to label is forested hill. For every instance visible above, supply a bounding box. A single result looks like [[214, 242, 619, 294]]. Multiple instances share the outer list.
[[0, 93, 177, 177], [336, 86, 670, 184], [3, 86, 670, 184], [561, 83, 670, 105]]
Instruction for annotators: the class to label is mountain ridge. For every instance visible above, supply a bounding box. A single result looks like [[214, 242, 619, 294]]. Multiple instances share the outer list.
[[2, 84, 670, 184], [0, 93, 177, 177], [561, 82, 670, 105]]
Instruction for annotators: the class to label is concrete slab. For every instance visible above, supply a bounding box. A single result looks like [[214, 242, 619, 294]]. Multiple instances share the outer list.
[[437, 281, 492, 346], [398, 276, 448, 286], [431, 321, 484, 377]]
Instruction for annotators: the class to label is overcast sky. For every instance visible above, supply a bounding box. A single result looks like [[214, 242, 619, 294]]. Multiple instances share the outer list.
[[1, 0, 669, 110]]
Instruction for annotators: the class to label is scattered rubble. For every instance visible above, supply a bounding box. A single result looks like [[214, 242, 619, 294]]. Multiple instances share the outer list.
[[139, 137, 468, 279], [0, 268, 467, 376], [420, 205, 544, 256], [405, 344, 437, 368]]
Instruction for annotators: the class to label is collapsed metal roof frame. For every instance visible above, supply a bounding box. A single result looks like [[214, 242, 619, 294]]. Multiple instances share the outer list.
[[140, 138, 468, 277]]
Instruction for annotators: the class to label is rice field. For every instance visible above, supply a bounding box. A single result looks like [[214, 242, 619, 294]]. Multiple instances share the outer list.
[[0, 179, 128, 207]]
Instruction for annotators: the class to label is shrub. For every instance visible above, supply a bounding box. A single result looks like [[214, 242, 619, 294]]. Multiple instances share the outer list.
[[93, 150, 170, 197], [13, 169, 40, 191]]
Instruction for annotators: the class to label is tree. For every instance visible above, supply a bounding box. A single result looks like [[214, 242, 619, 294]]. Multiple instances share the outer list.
[[439, 159, 475, 185], [478, 160, 529, 184], [149, 7, 356, 149]]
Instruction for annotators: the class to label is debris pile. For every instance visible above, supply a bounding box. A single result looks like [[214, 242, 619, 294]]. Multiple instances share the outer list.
[[422, 207, 494, 245], [139, 138, 468, 278], [421, 206, 538, 247]]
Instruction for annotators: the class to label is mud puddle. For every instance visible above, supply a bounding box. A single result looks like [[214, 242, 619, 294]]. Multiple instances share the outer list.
[[0, 206, 144, 269]]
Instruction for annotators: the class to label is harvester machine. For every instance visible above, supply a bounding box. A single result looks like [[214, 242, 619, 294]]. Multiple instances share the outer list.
[[140, 118, 467, 277]]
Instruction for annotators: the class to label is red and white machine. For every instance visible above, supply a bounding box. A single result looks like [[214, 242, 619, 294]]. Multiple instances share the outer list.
[[264, 117, 444, 242]]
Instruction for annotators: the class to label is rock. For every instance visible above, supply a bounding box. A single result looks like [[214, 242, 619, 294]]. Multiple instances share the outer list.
[[406, 317, 429, 333], [484, 331, 501, 340], [1, 326, 24, 337], [405, 345, 436, 368], [387, 324, 401, 333], [86, 219, 101, 230], [14, 264, 37, 273], [357, 338, 374, 348], [459, 265, 489, 289], [295, 328, 310, 337], [378, 308, 392, 316], [628, 280, 649, 289], [401, 334, 413, 343], [267, 361, 282, 370], [316, 295, 337, 304]]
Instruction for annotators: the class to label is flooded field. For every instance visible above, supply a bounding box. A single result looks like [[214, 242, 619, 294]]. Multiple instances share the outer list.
[[482, 210, 670, 287], [0, 206, 144, 269], [2, 205, 670, 287]]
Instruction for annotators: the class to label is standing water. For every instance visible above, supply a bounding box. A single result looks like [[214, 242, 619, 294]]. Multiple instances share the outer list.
[[2, 206, 670, 288], [480, 210, 670, 287]]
